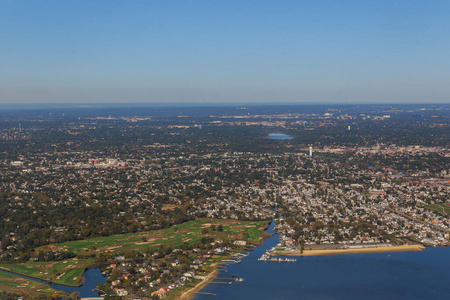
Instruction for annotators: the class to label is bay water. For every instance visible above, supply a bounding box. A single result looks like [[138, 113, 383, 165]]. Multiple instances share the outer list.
[[194, 221, 450, 300]]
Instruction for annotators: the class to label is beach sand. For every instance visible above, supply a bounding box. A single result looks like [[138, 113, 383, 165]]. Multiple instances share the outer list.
[[179, 263, 219, 300], [276, 244, 426, 257]]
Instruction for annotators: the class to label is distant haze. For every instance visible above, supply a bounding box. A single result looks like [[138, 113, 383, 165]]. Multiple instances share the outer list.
[[1, 1, 450, 103]]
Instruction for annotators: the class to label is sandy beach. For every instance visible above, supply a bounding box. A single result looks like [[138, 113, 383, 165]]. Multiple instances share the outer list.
[[276, 244, 426, 257], [179, 263, 219, 300]]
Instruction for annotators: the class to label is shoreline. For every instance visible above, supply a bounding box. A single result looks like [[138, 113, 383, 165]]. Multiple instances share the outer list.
[[178, 221, 271, 299], [275, 244, 426, 257], [179, 263, 219, 300]]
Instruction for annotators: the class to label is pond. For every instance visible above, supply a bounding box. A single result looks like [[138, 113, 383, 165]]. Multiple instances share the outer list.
[[265, 133, 293, 140]]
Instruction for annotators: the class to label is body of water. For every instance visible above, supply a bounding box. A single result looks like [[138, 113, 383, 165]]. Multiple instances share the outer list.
[[266, 133, 293, 140], [0, 268, 107, 298], [194, 221, 450, 300]]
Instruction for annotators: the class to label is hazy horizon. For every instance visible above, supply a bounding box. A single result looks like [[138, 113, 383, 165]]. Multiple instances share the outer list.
[[1, 1, 450, 104], [1, 102, 449, 111]]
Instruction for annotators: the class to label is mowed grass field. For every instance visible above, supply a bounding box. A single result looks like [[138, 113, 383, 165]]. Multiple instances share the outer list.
[[39, 218, 267, 254], [0, 218, 268, 287], [425, 203, 450, 216], [0, 271, 22, 286], [0, 271, 54, 295], [0, 258, 94, 286], [244, 227, 262, 240]]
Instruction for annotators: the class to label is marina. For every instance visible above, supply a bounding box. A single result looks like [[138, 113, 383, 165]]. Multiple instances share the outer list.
[[258, 246, 297, 262], [194, 221, 450, 300]]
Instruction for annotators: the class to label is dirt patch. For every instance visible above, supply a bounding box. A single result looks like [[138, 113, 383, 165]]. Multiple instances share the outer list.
[[11, 277, 29, 284], [95, 245, 119, 252], [226, 233, 243, 240], [135, 238, 157, 245], [44, 262, 58, 269], [201, 219, 242, 228]]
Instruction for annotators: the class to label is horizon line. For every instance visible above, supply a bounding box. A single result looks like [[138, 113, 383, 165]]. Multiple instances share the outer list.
[[1, 101, 449, 107]]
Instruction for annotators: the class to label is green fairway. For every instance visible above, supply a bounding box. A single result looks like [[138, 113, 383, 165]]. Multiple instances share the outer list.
[[58, 268, 84, 286], [0, 271, 18, 281], [0, 270, 55, 294], [425, 203, 450, 216], [40, 218, 267, 254], [0, 258, 94, 286], [1, 218, 268, 288], [244, 227, 263, 240], [0, 264, 43, 279]]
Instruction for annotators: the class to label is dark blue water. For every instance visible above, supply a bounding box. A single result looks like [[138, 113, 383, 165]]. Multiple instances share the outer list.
[[194, 222, 450, 300], [266, 133, 293, 140], [0, 268, 107, 297], [50, 268, 107, 297]]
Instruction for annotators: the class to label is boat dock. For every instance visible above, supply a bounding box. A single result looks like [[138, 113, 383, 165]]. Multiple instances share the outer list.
[[194, 291, 217, 296], [210, 281, 232, 285], [258, 246, 297, 262]]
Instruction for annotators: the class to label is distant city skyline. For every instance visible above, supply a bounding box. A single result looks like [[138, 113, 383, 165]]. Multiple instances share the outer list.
[[1, 0, 450, 104]]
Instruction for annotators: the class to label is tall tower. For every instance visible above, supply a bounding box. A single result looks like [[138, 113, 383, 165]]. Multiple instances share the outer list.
[[309, 146, 313, 157]]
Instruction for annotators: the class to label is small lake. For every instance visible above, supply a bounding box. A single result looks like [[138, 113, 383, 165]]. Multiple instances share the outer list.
[[265, 133, 293, 140], [0, 268, 107, 298]]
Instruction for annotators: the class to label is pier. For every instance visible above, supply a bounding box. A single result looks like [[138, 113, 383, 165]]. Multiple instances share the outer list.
[[222, 259, 241, 263], [210, 281, 232, 284], [194, 291, 217, 296], [258, 246, 297, 262]]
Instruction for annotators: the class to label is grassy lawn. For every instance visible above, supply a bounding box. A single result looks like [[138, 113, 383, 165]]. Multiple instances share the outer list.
[[425, 203, 450, 216], [0, 258, 94, 286], [39, 218, 267, 255], [0, 271, 19, 283], [244, 227, 263, 241], [57, 268, 85, 286], [0, 270, 55, 295], [0, 264, 43, 278]]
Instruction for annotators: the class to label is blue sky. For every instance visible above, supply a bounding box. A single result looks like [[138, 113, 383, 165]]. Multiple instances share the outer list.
[[1, 0, 449, 103]]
